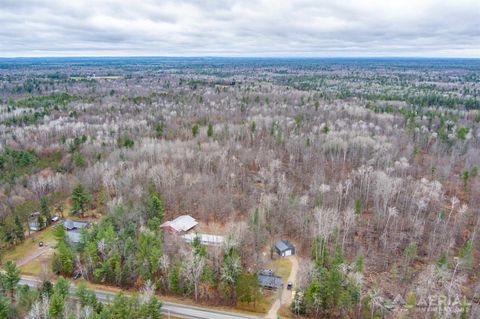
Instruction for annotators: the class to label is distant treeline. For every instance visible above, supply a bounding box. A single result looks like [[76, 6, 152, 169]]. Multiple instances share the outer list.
[[366, 93, 480, 110], [3, 93, 77, 126]]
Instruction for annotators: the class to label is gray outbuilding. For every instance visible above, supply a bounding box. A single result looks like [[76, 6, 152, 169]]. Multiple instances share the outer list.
[[275, 240, 295, 257]]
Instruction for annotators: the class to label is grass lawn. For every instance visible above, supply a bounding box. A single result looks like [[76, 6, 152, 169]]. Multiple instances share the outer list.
[[19, 250, 54, 277], [267, 258, 293, 282], [236, 290, 276, 314], [3, 226, 57, 263], [237, 258, 293, 314]]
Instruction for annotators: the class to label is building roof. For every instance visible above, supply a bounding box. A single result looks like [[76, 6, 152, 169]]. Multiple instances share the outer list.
[[183, 233, 224, 246], [275, 240, 294, 252], [29, 221, 40, 230], [64, 220, 90, 230], [161, 215, 198, 232], [67, 230, 82, 244], [258, 273, 283, 289]]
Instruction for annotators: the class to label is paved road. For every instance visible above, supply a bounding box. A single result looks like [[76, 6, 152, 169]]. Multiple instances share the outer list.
[[19, 276, 262, 319]]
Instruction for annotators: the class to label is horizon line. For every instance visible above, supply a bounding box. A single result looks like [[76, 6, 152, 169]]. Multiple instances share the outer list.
[[1, 55, 479, 60]]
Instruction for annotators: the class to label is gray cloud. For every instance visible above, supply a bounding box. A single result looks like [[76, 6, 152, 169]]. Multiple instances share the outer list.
[[0, 0, 479, 57]]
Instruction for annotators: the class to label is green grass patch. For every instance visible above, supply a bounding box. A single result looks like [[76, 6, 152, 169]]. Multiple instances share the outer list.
[[236, 290, 276, 314], [267, 258, 293, 282], [3, 226, 56, 262], [19, 250, 54, 276]]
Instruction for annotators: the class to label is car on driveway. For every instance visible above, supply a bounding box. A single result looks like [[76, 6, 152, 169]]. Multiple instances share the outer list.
[[287, 281, 293, 290], [72, 272, 82, 280], [38, 241, 44, 247]]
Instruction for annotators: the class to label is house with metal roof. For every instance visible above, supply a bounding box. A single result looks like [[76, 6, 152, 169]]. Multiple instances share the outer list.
[[275, 240, 295, 257], [63, 220, 90, 231], [258, 270, 283, 289], [67, 230, 83, 244], [161, 215, 198, 233], [63, 220, 90, 245]]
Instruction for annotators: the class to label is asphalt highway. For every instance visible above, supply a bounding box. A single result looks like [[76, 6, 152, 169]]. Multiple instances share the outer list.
[[19, 276, 263, 319]]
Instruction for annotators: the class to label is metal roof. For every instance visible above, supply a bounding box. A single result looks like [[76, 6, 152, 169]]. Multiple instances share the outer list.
[[275, 240, 294, 252], [258, 274, 283, 289], [64, 220, 74, 230], [29, 222, 40, 231], [67, 230, 82, 243], [64, 220, 90, 230], [183, 233, 224, 246], [161, 215, 198, 232]]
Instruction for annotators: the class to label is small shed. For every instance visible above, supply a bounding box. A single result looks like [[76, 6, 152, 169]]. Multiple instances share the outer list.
[[275, 240, 295, 257], [29, 221, 40, 232]]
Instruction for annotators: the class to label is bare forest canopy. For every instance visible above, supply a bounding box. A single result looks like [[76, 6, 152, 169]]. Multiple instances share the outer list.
[[0, 57, 480, 318]]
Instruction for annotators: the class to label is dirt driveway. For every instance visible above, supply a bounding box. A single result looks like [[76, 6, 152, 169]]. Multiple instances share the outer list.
[[17, 246, 53, 267], [266, 255, 299, 319]]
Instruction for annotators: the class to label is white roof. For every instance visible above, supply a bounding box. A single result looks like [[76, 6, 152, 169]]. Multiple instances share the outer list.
[[183, 233, 224, 246], [161, 215, 198, 232]]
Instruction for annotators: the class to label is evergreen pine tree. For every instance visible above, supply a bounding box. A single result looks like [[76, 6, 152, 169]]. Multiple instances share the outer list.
[[40, 196, 52, 226]]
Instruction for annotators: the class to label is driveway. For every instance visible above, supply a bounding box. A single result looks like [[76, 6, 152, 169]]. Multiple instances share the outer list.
[[266, 255, 299, 319], [16, 246, 53, 267]]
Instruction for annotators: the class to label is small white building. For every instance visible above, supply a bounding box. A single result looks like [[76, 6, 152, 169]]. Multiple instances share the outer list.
[[161, 215, 198, 233], [183, 233, 224, 246], [29, 221, 40, 232]]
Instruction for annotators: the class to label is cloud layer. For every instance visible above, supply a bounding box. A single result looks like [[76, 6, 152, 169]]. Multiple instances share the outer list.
[[1, 0, 479, 57]]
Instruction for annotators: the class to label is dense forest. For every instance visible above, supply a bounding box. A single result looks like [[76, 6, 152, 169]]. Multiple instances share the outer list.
[[0, 58, 480, 318]]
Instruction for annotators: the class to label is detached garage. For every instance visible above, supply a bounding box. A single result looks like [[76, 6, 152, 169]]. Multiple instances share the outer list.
[[275, 240, 295, 257]]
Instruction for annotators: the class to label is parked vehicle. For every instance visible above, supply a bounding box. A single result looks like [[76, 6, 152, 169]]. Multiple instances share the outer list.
[[287, 281, 293, 290], [38, 241, 44, 247], [51, 216, 60, 222], [72, 272, 82, 280]]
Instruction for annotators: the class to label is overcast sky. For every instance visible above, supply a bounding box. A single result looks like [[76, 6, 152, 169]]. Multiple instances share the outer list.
[[1, 0, 479, 57]]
